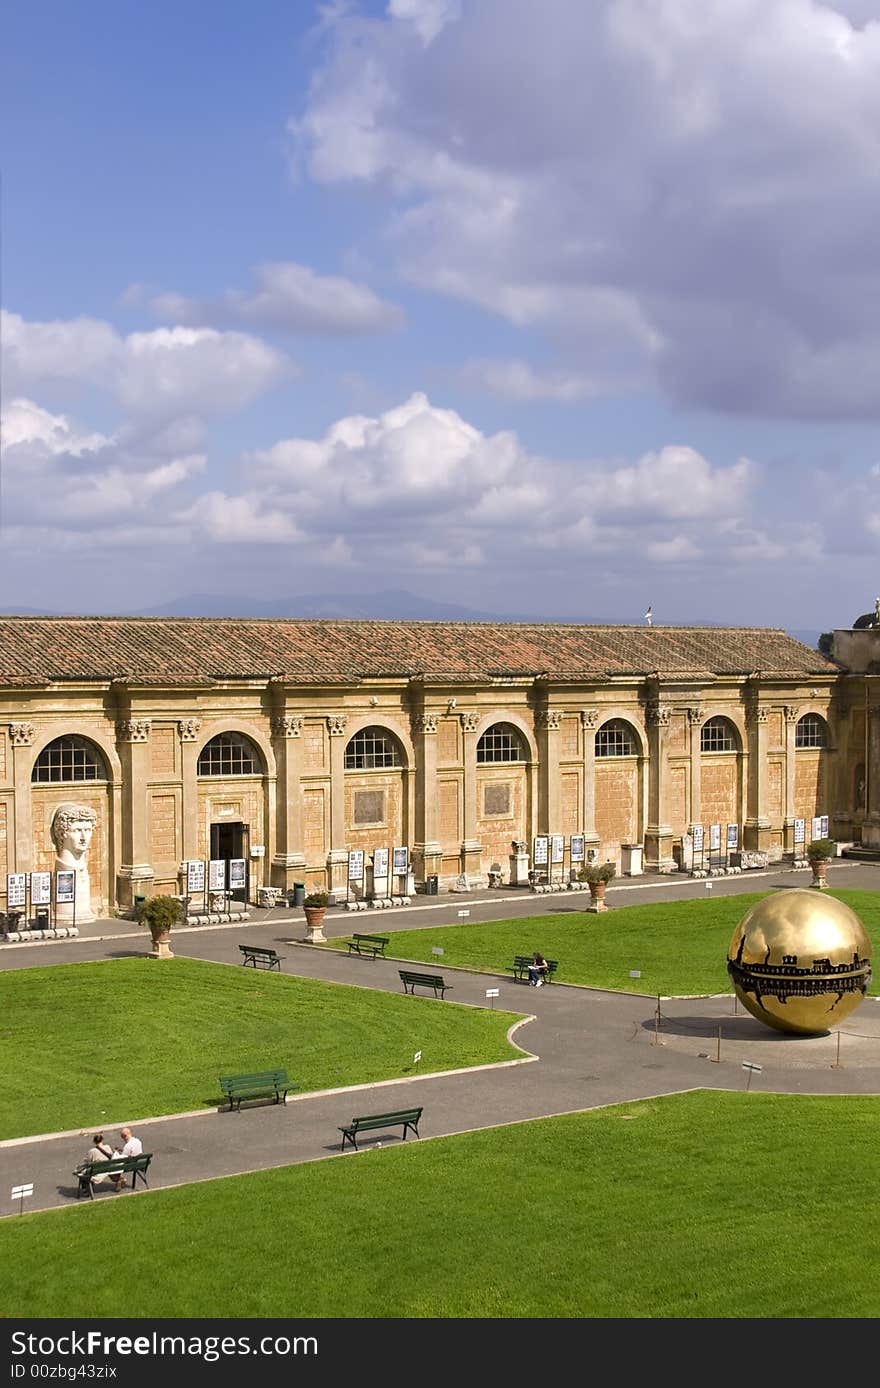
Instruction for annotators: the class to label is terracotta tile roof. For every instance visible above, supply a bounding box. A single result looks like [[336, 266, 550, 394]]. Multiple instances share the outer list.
[[0, 616, 837, 687]]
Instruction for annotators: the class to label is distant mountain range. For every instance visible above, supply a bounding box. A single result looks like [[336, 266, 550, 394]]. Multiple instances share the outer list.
[[0, 590, 821, 648]]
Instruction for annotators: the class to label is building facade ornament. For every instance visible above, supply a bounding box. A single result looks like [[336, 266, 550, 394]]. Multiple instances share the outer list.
[[459, 712, 481, 733], [784, 705, 801, 724], [327, 715, 348, 736], [537, 710, 563, 731], [580, 708, 599, 729], [744, 704, 768, 727], [116, 719, 151, 743], [686, 706, 704, 726], [9, 722, 36, 747], [177, 718, 202, 742], [412, 713, 439, 735], [646, 702, 671, 728], [272, 715, 303, 738]]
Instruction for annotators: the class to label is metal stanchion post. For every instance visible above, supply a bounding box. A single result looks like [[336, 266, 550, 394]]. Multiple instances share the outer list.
[[831, 1031, 842, 1069]]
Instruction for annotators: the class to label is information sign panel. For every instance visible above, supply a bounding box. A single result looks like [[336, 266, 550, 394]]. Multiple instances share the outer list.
[[228, 859, 246, 890], [726, 823, 739, 850], [6, 873, 26, 908], [692, 825, 705, 851], [55, 871, 75, 904], [811, 816, 823, 842], [348, 850, 365, 882], [186, 860, 206, 893], [794, 818, 806, 845], [709, 824, 721, 852], [570, 835, 586, 863], [208, 859, 227, 891], [392, 846, 409, 875], [533, 836, 549, 866], [30, 872, 52, 906], [550, 834, 565, 865], [373, 847, 389, 878]]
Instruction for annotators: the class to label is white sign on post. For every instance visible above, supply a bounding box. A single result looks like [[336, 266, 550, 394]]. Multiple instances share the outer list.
[[709, 824, 721, 852], [794, 818, 806, 845], [457, 909, 470, 918], [820, 815, 829, 838], [392, 846, 409, 875], [373, 847, 389, 878], [726, 824, 739, 850], [431, 946, 444, 956], [229, 859, 246, 890], [485, 988, 500, 998], [811, 816, 823, 842], [30, 872, 52, 906], [550, 834, 565, 865], [348, 850, 364, 882], [209, 859, 227, 891], [692, 824, 705, 851], [250, 845, 265, 858], [570, 835, 586, 863], [186, 860, 206, 893], [533, 836, 549, 867], [6, 874, 26, 909]]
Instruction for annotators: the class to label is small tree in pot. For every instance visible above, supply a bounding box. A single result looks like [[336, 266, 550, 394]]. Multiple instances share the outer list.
[[137, 894, 182, 959], [806, 838, 836, 889], [303, 890, 329, 943], [577, 860, 616, 911]]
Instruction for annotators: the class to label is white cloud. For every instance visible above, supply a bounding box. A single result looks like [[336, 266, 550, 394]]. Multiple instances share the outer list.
[[3, 311, 293, 418], [1, 398, 111, 458], [173, 491, 302, 544], [460, 358, 608, 401], [579, 445, 754, 519], [153, 261, 402, 335], [295, 0, 880, 417]]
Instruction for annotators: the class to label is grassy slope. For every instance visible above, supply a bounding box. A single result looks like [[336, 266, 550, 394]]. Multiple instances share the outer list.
[[326, 889, 880, 996], [0, 957, 522, 1139], [2, 1092, 878, 1319]]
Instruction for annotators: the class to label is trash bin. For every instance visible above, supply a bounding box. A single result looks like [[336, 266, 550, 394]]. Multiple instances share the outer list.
[[292, 883, 306, 908], [35, 908, 50, 931], [426, 874, 439, 896], [133, 895, 146, 914]]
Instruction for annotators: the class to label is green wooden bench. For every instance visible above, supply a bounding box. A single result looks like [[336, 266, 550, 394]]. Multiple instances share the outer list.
[[509, 955, 559, 984], [347, 933, 390, 958], [219, 1069, 294, 1111], [73, 1152, 152, 1199], [239, 944, 283, 971], [339, 1107, 423, 1152], [398, 969, 451, 999]]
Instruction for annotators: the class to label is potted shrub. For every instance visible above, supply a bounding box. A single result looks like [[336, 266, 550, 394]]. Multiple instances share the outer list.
[[303, 890, 329, 943], [137, 893, 182, 959], [806, 837, 836, 889], [577, 860, 616, 911]]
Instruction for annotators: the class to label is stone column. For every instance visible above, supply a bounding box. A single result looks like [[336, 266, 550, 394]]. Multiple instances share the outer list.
[[270, 715, 306, 891], [178, 719, 201, 873], [686, 706, 703, 836], [744, 703, 771, 851], [326, 714, 349, 894], [863, 704, 880, 848], [411, 713, 442, 887], [116, 719, 154, 909], [9, 723, 36, 875], [782, 704, 800, 855], [460, 711, 482, 879], [580, 709, 600, 855], [644, 702, 675, 870], [537, 709, 562, 834]]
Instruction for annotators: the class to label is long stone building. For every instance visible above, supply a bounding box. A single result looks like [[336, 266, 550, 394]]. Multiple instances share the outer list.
[[0, 614, 872, 915]]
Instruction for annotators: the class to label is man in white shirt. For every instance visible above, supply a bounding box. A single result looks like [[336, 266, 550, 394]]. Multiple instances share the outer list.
[[116, 1127, 143, 1158]]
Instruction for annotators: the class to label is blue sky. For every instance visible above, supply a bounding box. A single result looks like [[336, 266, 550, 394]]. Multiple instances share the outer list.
[[2, 0, 880, 627]]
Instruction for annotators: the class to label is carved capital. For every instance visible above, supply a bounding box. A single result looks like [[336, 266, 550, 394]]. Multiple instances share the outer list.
[[646, 702, 671, 728], [744, 703, 768, 727], [412, 713, 438, 735], [537, 710, 563, 731], [686, 706, 704, 726], [9, 722, 36, 747], [272, 714, 303, 739], [784, 705, 800, 724], [327, 715, 348, 736], [116, 718, 151, 743], [460, 712, 481, 733], [580, 708, 599, 730], [177, 719, 202, 742]]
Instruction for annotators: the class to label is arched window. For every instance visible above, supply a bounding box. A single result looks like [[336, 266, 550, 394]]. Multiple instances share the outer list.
[[701, 717, 736, 753], [32, 736, 107, 783], [477, 723, 524, 764], [345, 727, 401, 770], [796, 714, 827, 749], [197, 732, 260, 776], [595, 720, 637, 758]]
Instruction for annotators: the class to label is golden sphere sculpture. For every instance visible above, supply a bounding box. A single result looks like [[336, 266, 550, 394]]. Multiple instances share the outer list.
[[727, 889, 872, 1035]]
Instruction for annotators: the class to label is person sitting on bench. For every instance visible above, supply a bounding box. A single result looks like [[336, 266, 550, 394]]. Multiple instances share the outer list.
[[528, 951, 549, 987], [84, 1133, 125, 1189]]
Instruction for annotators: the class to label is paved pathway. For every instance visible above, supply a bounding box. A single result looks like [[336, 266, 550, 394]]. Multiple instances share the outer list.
[[2, 862, 879, 1218]]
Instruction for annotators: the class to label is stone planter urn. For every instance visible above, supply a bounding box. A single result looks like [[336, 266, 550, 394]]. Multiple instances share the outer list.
[[150, 928, 174, 960], [588, 881, 608, 912], [303, 904, 327, 943], [809, 858, 830, 890]]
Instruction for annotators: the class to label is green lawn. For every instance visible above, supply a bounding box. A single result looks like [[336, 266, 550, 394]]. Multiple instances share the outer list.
[[0, 957, 523, 1140], [2, 1091, 878, 1318], [326, 889, 880, 997]]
